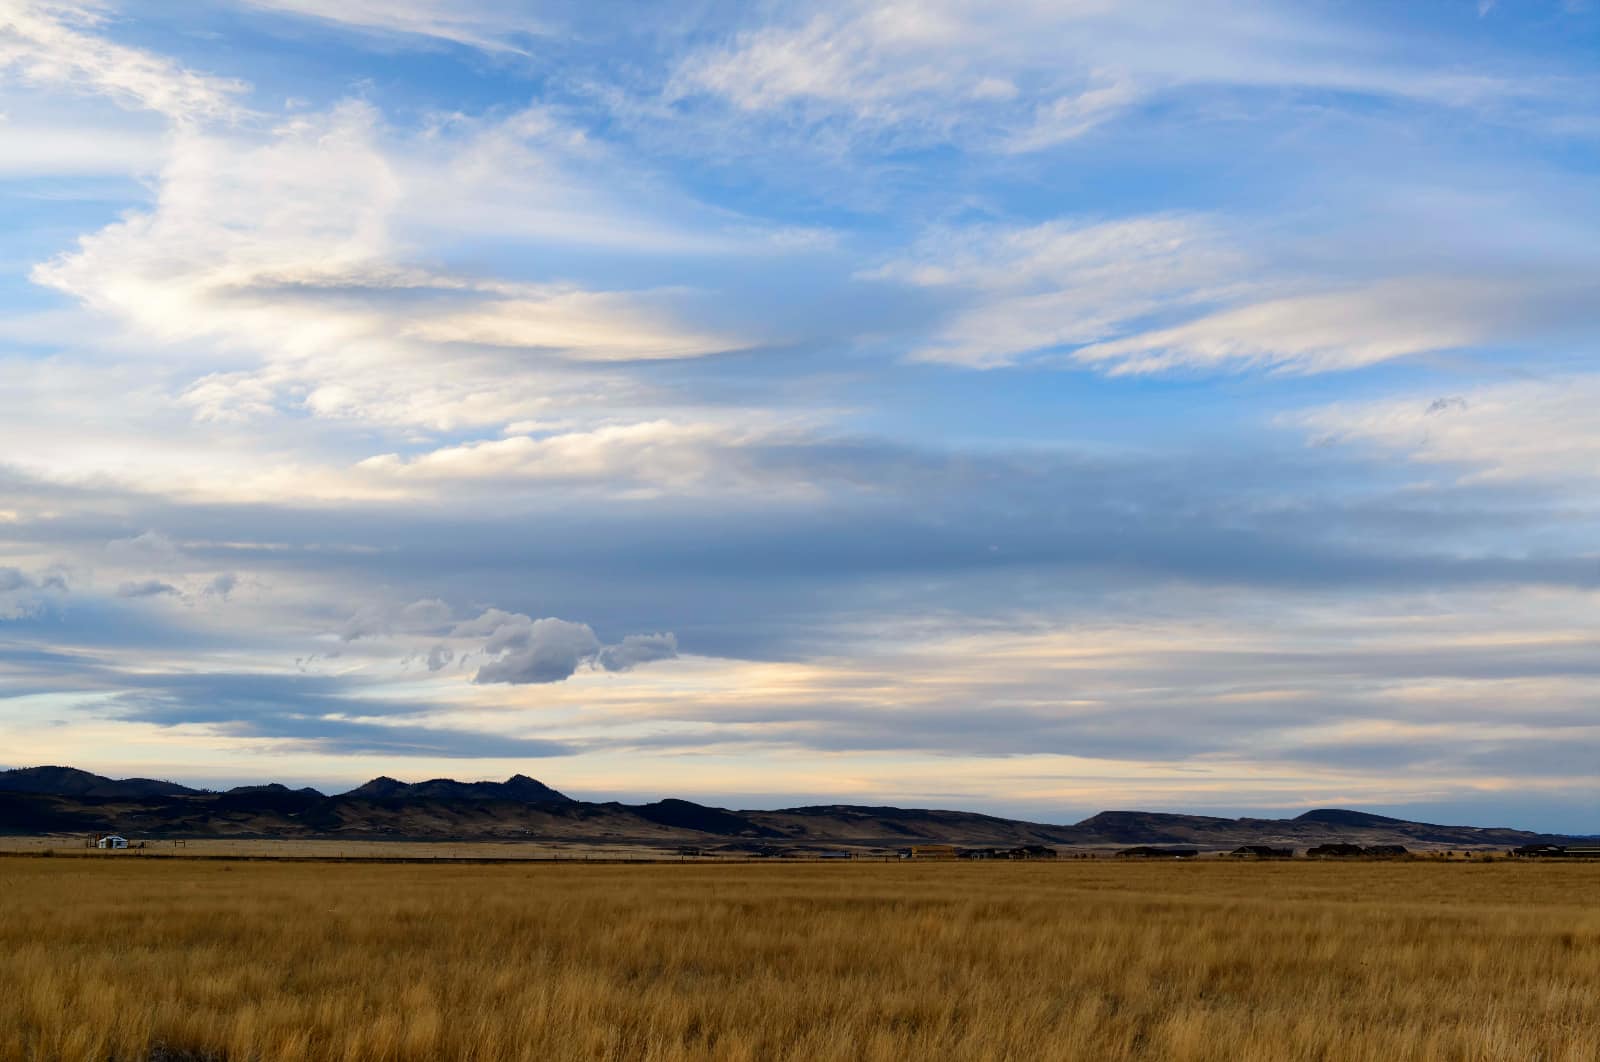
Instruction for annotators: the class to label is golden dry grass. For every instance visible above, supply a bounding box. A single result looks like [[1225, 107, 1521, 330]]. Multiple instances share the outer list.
[[2, 858, 1597, 1061]]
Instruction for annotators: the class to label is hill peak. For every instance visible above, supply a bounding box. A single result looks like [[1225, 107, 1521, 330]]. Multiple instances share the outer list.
[[343, 775, 571, 804], [0, 765, 199, 800], [1293, 808, 1414, 828]]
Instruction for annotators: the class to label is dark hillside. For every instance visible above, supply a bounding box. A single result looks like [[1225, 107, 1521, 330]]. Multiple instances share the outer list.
[[0, 766, 1584, 850]]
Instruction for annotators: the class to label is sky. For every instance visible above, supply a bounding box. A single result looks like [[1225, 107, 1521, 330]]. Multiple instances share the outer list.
[[1, 0, 1598, 832]]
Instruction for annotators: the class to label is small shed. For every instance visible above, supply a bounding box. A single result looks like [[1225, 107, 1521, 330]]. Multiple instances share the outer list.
[[96, 835, 129, 850]]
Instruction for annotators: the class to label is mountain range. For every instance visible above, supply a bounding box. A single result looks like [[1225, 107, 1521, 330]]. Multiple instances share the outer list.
[[0, 766, 1586, 851]]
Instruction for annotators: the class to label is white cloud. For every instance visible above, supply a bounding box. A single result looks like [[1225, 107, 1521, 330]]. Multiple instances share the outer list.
[[668, 0, 1544, 155], [1076, 276, 1600, 376], [881, 218, 1600, 374], [874, 215, 1244, 368], [451, 608, 679, 685], [1002, 76, 1141, 153], [0, 117, 165, 176], [357, 421, 755, 489], [670, 1, 1139, 149], [469, 615, 603, 685], [30, 101, 752, 434], [405, 290, 739, 362], [235, 0, 544, 53], [1293, 376, 1600, 485], [0, 1, 246, 121]]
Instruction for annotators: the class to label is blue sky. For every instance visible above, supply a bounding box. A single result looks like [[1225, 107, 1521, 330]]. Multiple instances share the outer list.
[[2, 0, 1598, 831]]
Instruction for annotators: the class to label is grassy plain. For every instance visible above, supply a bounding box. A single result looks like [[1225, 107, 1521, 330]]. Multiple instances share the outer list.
[[3, 857, 1597, 1061]]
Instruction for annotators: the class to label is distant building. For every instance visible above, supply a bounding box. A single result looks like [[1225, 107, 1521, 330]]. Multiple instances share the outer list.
[[1116, 846, 1198, 859], [95, 835, 129, 850], [1006, 845, 1058, 860], [1226, 845, 1294, 859]]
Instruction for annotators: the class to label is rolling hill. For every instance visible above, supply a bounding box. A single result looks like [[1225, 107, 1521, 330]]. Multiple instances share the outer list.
[[0, 766, 1583, 851]]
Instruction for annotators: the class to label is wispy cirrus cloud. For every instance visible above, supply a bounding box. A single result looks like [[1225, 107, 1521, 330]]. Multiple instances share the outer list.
[[870, 214, 1244, 368], [234, 0, 546, 53], [668, 1, 1144, 152], [1293, 375, 1600, 485], [0, 1, 246, 120], [878, 218, 1600, 376], [666, 0, 1561, 157], [1075, 276, 1600, 376]]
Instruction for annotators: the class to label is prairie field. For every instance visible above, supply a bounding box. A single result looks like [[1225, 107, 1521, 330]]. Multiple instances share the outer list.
[[2, 858, 1597, 1061]]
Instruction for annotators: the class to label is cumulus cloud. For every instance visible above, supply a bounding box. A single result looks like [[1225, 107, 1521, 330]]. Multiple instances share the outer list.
[[469, 615, 603, 685], [334, 600, 678, 684], [594, 632, 679, 672], [452, 608, 678, 684]]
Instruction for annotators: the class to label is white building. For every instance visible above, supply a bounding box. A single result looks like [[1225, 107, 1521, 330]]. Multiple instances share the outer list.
[[96, 835, 129, 849]]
